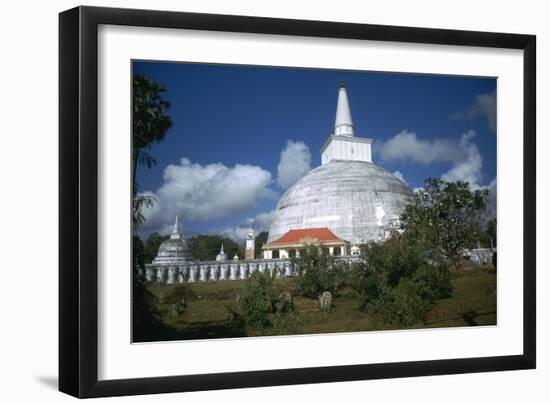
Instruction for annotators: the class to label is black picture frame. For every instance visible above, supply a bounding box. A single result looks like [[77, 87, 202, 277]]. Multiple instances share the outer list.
[[59, 5, 536, 398]]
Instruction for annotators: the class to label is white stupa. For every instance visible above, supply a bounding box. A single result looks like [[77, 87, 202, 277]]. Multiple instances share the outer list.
[[215, 243, 228, 262], [151, 215, 192, 264], [267, 82, 413, 245]]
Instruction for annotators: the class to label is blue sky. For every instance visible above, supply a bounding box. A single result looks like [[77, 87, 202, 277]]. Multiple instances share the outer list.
[[133, 61, 496, 240]]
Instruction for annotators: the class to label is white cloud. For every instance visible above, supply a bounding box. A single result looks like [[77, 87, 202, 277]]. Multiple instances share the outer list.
[[392, 170, 407, 184], [441, 130, 483, 189], [139, 158, 277, 235], [276, 140, 311, 189], [254, 210, 276, 230], [381, 129, 495, 204], [378, 130, 462, 164], [438, 131, 496, 217], [218, 210, 275, 242], [451, 90, 496, 133]]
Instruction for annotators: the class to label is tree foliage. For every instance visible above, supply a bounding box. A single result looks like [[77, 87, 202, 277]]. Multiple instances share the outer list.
[[400, 178, 489, 268], [239, 271, 276, 330], [130, 75, 174, 340], [353, 179, 488, 326], [141, 233, 242, 262], [356, 235, 452, 326], [132, 74, 173, 194], [481, 218, 497, 248], [187, 235, 240, 261], [132, 74, 172, 230], [293, 246, 346, 299], [132, 262, 164, 339], [133, 235, 145, 269], [132, 194, 156, 230], [254, 231, 269, 259], [142, 232, 170, 264], [228, 271, 296, 333]]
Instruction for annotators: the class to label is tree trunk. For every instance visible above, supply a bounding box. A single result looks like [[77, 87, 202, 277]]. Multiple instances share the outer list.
[[132, 148, 139, 197]]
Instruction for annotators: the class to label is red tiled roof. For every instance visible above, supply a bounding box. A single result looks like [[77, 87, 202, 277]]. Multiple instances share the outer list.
[[271, 228, 343, 245]]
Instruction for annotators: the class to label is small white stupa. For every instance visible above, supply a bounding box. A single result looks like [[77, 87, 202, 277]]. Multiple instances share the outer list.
[[215, 243, 228, 262], [151, 215, 192, 264]]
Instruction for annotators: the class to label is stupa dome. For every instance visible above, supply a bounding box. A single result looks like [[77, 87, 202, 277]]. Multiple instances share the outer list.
[[267, 160, 412, 245], [153, 238, 191, 263], [152, 215, 192, 264], [267, 83, 414, 246]]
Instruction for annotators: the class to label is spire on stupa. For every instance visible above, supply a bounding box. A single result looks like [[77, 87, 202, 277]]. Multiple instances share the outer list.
[[216, 242, 228, 261], [320, 81, 373, 165], [334, 81, 355, 137], [170, 215, 181, 240]]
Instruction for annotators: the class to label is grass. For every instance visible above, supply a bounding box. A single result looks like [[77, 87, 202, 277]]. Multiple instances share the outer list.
[[140, 266, 496, 341], [423, 267, 497, 328]]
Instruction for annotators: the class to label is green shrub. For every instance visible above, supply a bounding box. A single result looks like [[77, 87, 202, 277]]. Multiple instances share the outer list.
[[162, 285, 189, 316], [293, 246, 346, 298], [240, 271, 274, 330], [274, 292, 295, 317], [357, 270, 386, 311], [355, 234, 453, 326], [229, 272, 297, 333], [374, 278, 431, 326], [412, 265, 453, 301], [361, 237, 424, 287], [164, 285, 190, 305], [400, 178, 489, 268]]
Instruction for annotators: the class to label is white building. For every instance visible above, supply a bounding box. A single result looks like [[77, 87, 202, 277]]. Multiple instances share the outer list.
[[267, 82, 413, 246], [151, 215, 192, 265]]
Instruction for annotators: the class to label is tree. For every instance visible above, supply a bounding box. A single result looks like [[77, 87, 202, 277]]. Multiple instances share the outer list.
[[133, 235, 145, 269], [293, 245, 346, 299], [133, 194, 156, 230], [143, 232, 170, 264], [164, 285, 190, 315], [400, 178, 489, 268], [131, 75, 173, 341], [132, 75, 172, 229], [132, 74, 172, 196], [228, 271, 296, 333], [239, 271, 275, 330], [254, 231, 269, 259], [352, 179, 487, 326], [355, 234, 451, 326], [483, 218, 497, 248], [132, 249, 164, 340], [187, 235, 240, 261]]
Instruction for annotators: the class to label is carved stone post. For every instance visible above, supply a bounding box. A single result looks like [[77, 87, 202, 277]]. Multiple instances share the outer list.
[[284, 261, 293, 277], [188, 266, 197, 283], [230, 264, 238, 280], [209, 265, 218, 282], [158, 267, 168, 284], [220, 264, 228, 281], [239, 263, 248, 280], [167, 267, 177, 284], [145, 266, 155, 283], [199, 265, 208, 282]]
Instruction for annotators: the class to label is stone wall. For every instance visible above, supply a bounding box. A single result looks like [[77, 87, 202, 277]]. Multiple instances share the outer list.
[[463, 248, 495, 265], [143, 248, 495, 284], [143, 258, 299, 284]]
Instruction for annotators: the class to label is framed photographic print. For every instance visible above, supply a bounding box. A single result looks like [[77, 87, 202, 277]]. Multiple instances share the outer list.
[[59, 6, 536, 398]]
